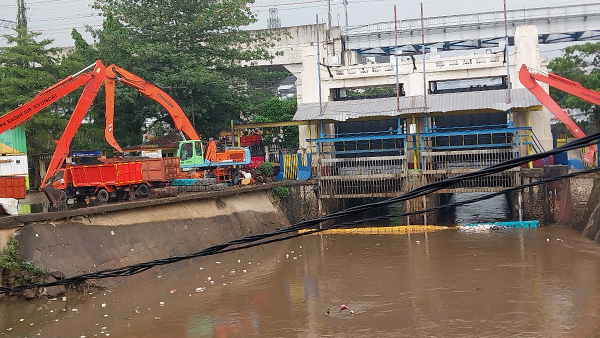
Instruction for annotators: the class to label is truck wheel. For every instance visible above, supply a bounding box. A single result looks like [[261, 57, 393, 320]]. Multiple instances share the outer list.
[[231, 170, 241, 185], [97, 189, 110, 203], [137, 184, 149, 198], [116, 189, 128, 201], [59, 190, 68, 203]]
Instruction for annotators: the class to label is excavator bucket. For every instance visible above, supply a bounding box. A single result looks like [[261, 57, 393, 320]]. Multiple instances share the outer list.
[[583, 149, 596, 167], [42, 185, 62, 207]]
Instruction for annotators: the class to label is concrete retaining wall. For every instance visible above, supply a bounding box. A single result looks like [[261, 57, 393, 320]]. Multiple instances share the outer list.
[[13, 191, 290, 287]]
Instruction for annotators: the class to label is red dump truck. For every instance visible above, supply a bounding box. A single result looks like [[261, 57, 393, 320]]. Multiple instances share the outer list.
[[48, 157, 180, 204]]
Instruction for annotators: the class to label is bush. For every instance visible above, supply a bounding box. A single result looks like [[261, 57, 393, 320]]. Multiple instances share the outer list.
[[0, 236, 50, 282], [258, 162, 275, 176], [0, 236, 21, 272], [273, 187, 290, 200]]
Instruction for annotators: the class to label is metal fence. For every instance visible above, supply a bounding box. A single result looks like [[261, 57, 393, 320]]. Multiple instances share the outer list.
[[318, 155, 405, 198]]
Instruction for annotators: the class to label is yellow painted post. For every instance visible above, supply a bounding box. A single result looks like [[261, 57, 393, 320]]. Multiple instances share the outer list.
[[412, 114, 418, 169], [526, 109, 533, 168], [230, 120, 234, 147], [307, 121, 312, 153]]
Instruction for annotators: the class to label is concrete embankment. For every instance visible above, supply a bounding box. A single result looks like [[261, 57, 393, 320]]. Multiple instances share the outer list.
[[1, 181, 316, 291], [574, 175, 600, 243]]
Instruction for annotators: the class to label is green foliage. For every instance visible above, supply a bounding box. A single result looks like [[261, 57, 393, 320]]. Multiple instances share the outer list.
[[548, 42, 600, 126], [0, 236, 21, 272], [273, 186, 290, 200], [251, 97, 298, 149], [347, 86, 396, 98], [0, 236, 49, 282], [59, 0, 286, 147], [0, 27, 73, 154], [257, 162, 275, 176]]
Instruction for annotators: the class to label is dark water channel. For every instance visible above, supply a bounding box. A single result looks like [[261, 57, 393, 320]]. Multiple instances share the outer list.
[[3, 196, 600, 337]]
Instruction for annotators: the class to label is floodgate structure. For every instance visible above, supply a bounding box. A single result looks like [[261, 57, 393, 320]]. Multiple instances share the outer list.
[[250, 3, 600, 225]]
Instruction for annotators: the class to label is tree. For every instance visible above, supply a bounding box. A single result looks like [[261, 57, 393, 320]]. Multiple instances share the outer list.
[[69, 0, 283, 148], [251, 97, 298, 149], [0, 12, 67, 154], [548, 42, 600, 128]]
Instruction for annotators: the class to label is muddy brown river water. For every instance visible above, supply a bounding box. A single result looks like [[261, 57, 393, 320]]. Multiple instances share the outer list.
[[2, 224, 600, 338], [2, 193, 600, 337]]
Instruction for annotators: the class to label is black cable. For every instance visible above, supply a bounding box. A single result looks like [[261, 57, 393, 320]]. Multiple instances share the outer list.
[[1, 135, 599, 293]]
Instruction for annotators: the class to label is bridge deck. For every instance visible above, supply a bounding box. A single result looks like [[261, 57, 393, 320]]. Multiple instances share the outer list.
[[341, 3, 600, 54]]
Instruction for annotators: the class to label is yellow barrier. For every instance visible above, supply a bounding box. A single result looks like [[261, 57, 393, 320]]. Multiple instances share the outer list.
[[299, 225, 450, 235], [281, 154, 299, 180]]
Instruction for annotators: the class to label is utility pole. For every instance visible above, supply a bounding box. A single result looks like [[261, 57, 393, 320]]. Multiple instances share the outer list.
[[17, 0, 27, 31], [327, 0, 332, 30], [267, 8, 281, 29], [343, 0, 348, 27]]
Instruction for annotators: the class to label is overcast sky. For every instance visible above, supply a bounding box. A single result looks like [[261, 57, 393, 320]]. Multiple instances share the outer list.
[[0, 0, 596, 58]]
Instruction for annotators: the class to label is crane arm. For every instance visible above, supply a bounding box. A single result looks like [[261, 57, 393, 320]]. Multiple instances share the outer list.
[[518, 64, 597, 165], [41, 61, 107, 187], [104, 65, 200, 154], [0, 62, 100, 135]]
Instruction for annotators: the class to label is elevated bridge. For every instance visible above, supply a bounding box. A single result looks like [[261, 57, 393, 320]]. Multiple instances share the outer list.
[[342, 3, 600, 55]]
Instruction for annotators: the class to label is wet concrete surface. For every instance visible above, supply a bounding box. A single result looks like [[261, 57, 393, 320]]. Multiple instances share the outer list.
[[2, 226, 600, 338]]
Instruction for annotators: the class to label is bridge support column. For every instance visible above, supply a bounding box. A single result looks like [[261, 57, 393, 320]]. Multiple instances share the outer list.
[[520, 168, 547, 225], [402, 194, 439, 225]]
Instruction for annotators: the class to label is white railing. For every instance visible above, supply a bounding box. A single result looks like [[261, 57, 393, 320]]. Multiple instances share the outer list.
[[330, 52, 513, 79], [342, 3, 600, 37]]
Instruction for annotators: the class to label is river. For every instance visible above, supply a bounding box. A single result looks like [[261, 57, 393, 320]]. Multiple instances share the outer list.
[[2, 195, 600, 337]]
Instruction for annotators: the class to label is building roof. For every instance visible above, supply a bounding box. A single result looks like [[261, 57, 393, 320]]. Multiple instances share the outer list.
[[294, 88, 542, 122]]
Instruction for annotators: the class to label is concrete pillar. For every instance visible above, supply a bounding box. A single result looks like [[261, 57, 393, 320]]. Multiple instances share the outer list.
[[512, 25, 553, 151]]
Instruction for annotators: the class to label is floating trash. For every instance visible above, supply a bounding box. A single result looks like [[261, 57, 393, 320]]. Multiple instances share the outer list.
[[101, 303, 106, 308]]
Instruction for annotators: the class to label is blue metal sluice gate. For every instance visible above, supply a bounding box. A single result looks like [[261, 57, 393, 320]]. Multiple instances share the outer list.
[[307, 123, 542, 198]]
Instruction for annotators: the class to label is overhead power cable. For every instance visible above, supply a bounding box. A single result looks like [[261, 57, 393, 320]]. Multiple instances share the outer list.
[[1, 133, 599, 293]]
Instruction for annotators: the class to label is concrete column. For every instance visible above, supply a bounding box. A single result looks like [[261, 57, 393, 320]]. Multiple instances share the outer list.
[[512, 25, 553, 150]]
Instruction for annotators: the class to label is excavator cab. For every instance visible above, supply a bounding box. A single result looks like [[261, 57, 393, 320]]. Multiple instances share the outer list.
[[178, 140, 206, 169]]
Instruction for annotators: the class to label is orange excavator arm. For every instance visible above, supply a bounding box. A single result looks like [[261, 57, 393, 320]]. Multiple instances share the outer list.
[[0, 60, 106, 187], [518, 64, 597, 166], [41, 61, 107, 187], [0, 61, 101, 135], [104, 65, 200, 153]]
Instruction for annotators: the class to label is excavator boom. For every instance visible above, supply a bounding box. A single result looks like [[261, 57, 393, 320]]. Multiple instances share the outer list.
[[104, 65, 200, 153], [41, 61, 107, 187], [0, 60, 106, 189], [518, 64, 597, 166], [0, 62, 98, 135]]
